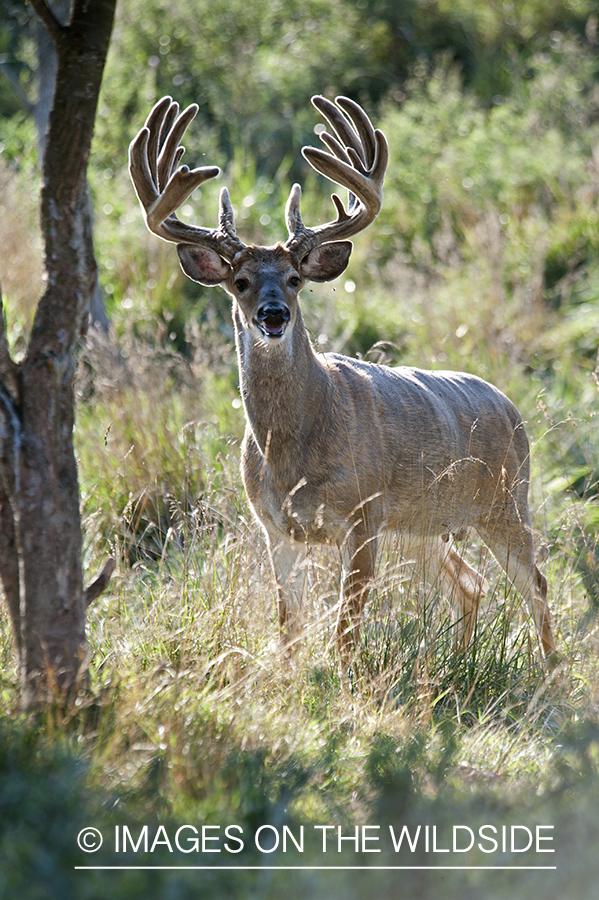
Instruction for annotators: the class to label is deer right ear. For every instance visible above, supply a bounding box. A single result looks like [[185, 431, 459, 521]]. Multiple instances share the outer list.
[[177, 244, 231, 286], [300, 241, 352, 283]]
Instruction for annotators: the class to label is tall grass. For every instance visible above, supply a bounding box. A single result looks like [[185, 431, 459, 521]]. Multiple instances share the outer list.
[[0, 265, 598, 897], [0, 47, 599, 899]]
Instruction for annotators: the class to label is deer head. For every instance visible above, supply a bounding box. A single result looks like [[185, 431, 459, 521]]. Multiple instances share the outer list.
[[129, 94, 388, 346]]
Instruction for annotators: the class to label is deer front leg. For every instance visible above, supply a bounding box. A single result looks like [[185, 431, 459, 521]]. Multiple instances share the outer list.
[[267, 534, 308, 650], [336, 530, 378, 659]]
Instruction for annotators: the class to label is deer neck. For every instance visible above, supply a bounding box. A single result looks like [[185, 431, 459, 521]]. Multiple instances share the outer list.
[[234, 304, 329, 459]]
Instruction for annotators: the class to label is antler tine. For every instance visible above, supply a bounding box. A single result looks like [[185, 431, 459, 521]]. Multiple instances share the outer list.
[[285, 95, 388, 255], [303, 143, 385, 206], [311, 95, 367, 167], [335, 96, 378, 169], [129, 96, 246, 260], [144, 96, 174, 189], [156, 102, 197, 191], [158, 98, 179, 153], [318, 131, 353, 168]]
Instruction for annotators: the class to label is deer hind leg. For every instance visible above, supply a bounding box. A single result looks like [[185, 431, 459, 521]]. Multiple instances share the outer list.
[[475, 522, 555, 660], [336, 530, 378, 658], [405, 537, 488, 650], [438, 544, 489, 650], [267, 535, 308, 650]]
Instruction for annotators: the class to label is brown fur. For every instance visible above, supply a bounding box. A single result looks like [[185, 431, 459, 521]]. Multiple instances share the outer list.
[[203, 244, 554, 662], [130, 96, 555, 664]]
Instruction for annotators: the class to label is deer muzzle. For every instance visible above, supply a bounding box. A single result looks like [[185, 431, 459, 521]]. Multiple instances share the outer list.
[[255, 302, 291, 339]]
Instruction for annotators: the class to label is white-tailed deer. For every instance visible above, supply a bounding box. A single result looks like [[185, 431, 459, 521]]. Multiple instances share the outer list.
[[130, 95, 555, 663]]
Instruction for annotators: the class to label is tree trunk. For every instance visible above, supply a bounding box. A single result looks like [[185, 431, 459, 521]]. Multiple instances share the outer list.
[[32, 0, 67, 164], [1, 0, 110, 331], [0, 0, 116, 707], [35, 0, 110, 332]]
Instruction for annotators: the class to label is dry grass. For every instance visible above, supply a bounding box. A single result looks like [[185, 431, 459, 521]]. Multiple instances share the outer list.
[[0, 161, 43, 356], [0, 139, 598, 898], [65, 324, 597, 769]]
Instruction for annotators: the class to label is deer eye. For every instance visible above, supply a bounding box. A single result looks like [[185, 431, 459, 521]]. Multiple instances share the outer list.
[[234, 278, 249, 293], [288, 275, 301, 288]]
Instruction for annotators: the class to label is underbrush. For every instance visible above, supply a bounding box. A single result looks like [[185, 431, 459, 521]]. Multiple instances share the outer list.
[[1, 522, 599, 898], [4, 315, 594, 897], [1, 36, 599, 898], [0, 316, 596, 897]]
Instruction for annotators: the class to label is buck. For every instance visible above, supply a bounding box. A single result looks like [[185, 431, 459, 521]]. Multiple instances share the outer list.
[[129, 95, 555, 663]]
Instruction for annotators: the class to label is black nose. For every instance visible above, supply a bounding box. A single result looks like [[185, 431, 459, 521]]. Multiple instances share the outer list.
[[257, 303, 290, 325]]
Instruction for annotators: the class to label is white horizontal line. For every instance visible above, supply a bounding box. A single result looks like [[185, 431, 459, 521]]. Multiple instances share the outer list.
[[75, 865, 557, 871]]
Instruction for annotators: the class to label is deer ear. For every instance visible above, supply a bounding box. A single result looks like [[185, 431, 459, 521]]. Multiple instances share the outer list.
[[300, 241, 352, 283], [177, 244, 231, 286]]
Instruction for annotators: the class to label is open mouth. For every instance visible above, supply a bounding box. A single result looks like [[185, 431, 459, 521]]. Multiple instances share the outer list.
[[255, 319, 287, 339], [254, 302, 290, 340]]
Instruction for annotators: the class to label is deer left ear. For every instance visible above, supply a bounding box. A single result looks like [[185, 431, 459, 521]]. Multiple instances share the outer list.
[[300, 241, 352, 283], [177, 243, 231, 286]]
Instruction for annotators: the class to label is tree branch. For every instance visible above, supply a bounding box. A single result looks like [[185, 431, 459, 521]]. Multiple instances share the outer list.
[[0, 62, 35, 115], [0, 288, 19, 403], [83, 557, 116, 609], [0, 376, 21, 500], [0, 302, 21, 647], [0, 485, 21, 653], [29, 0, 66, 46]]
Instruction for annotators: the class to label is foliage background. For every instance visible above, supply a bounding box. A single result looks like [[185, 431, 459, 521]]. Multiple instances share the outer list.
[[0, 0, 599, 897]]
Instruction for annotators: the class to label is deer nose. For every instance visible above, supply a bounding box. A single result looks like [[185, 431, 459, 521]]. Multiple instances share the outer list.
[[257, 303, 290, 325]]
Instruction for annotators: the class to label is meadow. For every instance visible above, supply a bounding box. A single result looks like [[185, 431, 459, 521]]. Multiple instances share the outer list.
[[0, 7, 598, 898]]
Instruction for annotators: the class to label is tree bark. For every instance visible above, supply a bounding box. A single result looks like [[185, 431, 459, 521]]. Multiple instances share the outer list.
[[0, 0, 116, 707], [33, 0, 110, 330], [32, 0, 68, 164], [1, 0, 110, 331]]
